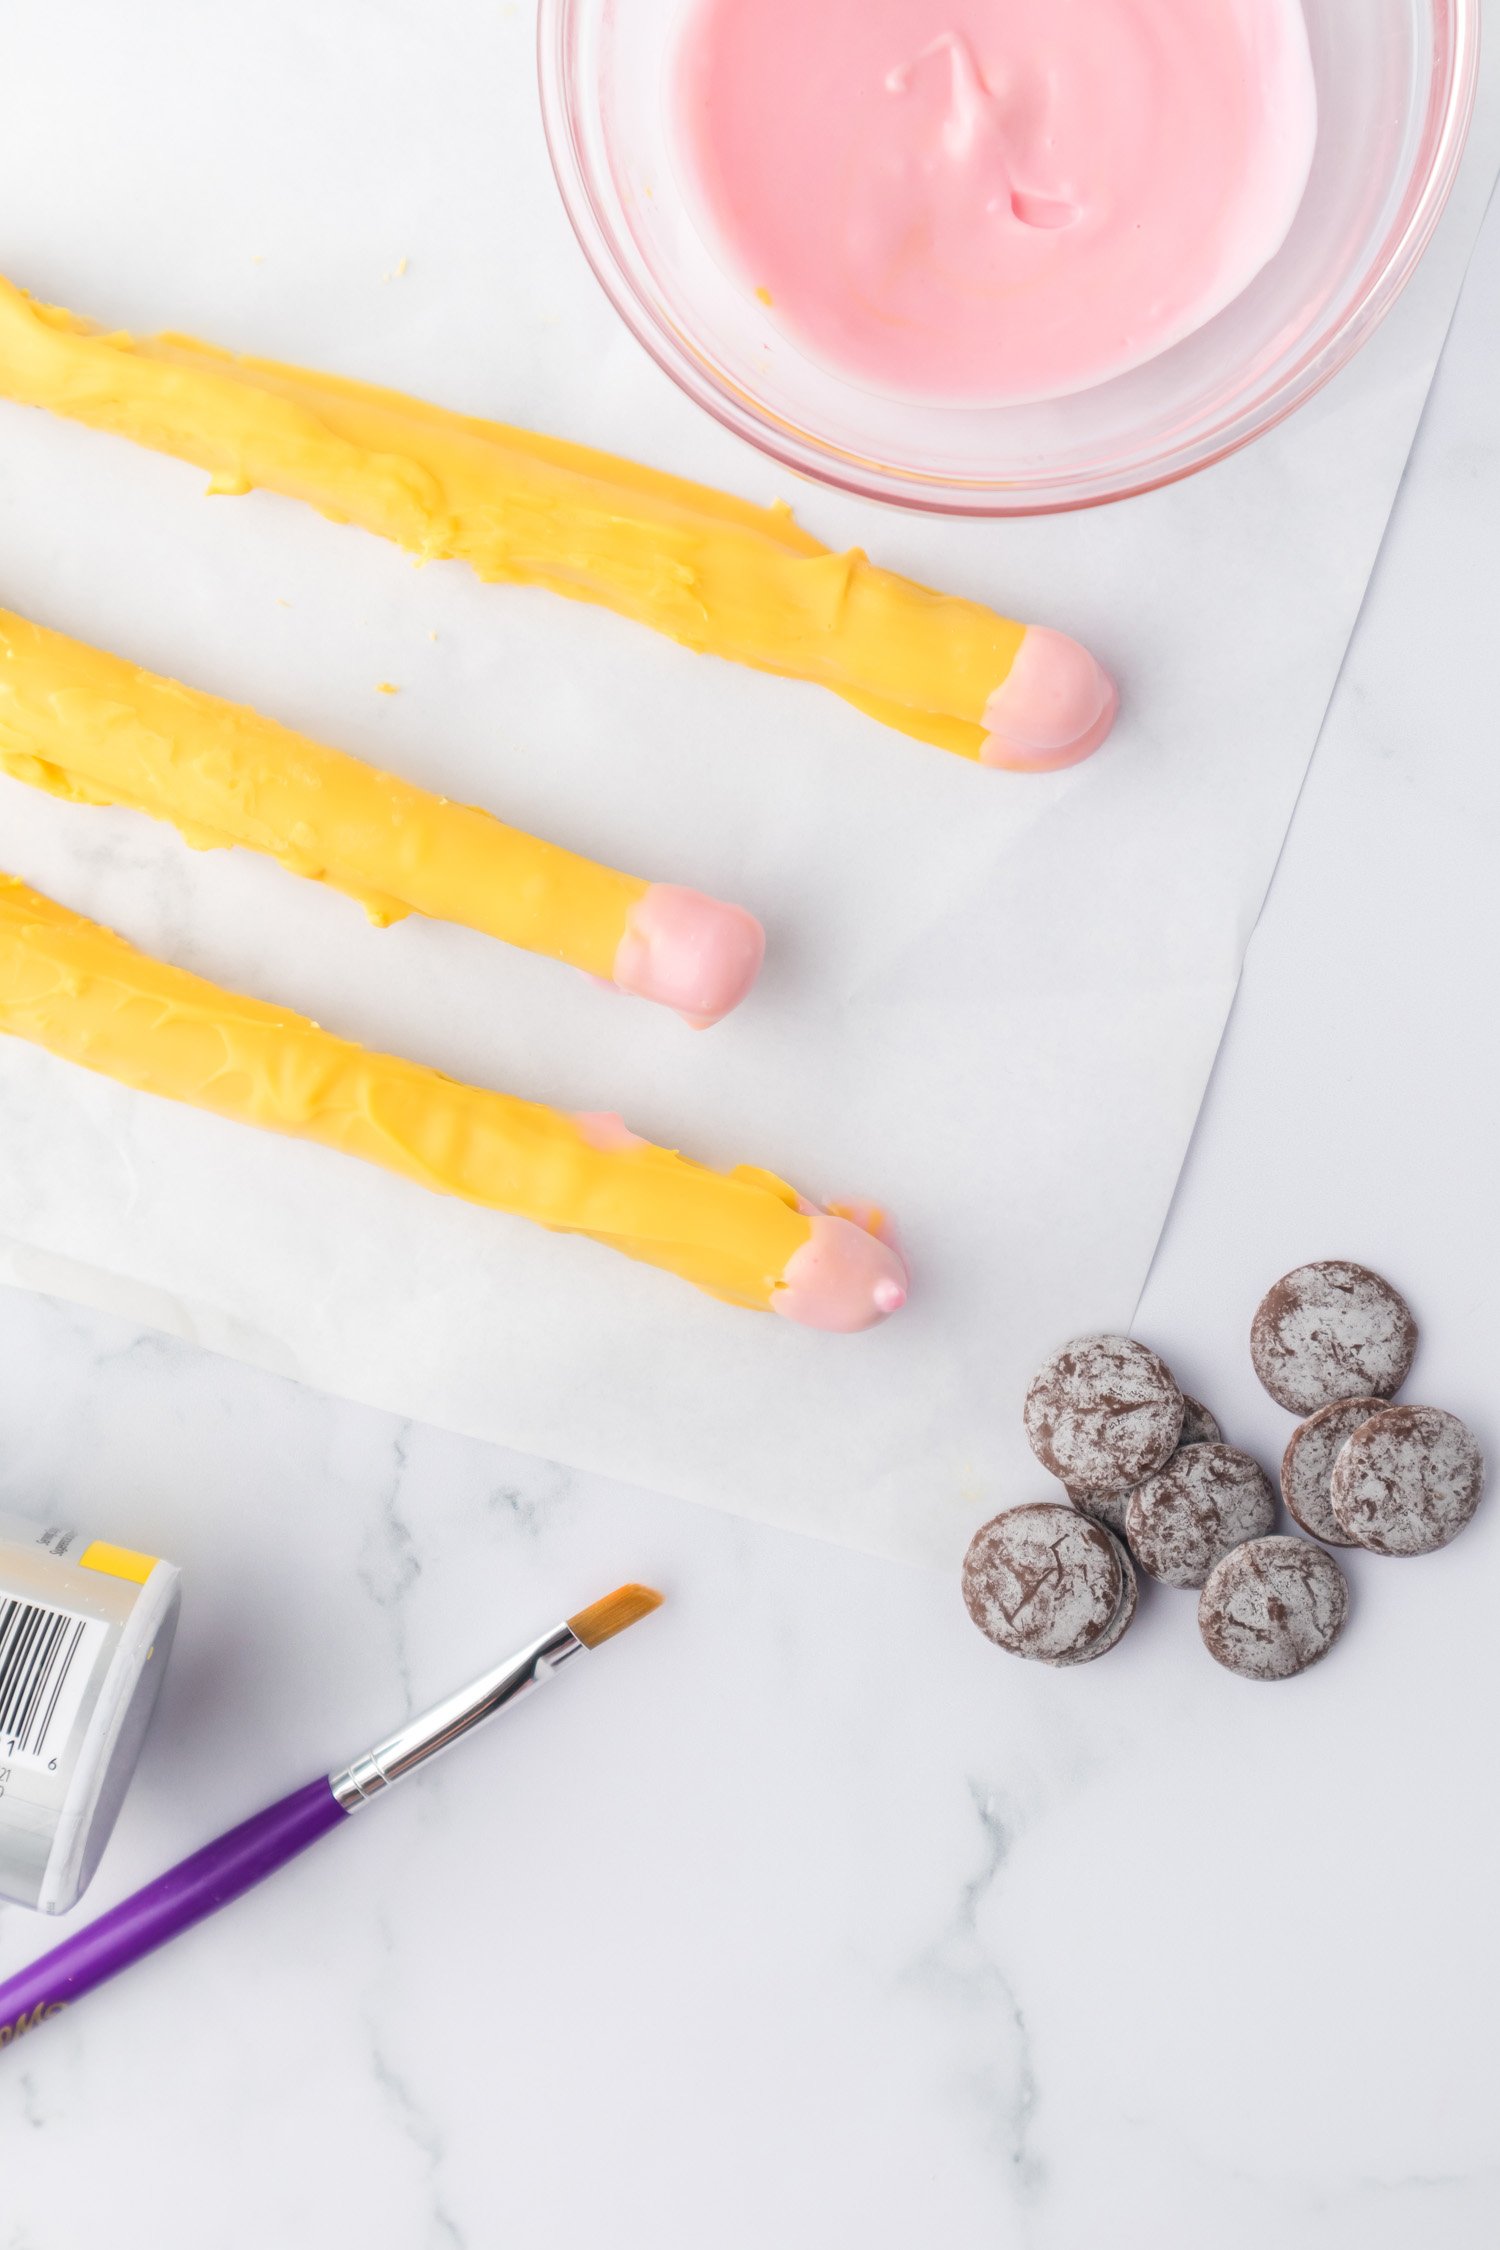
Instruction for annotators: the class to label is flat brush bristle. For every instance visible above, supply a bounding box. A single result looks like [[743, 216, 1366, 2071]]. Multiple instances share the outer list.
[[568, 1582, 664, 1649]]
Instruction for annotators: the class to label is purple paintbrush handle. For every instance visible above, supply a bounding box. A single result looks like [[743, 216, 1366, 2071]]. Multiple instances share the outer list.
[[0, 1776, 345, 2049]]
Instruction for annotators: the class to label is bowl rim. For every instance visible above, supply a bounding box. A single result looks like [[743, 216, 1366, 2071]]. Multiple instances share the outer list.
[[538, 0, 1482, 517]]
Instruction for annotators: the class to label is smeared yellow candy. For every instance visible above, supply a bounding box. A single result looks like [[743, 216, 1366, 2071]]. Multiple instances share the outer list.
[[0, 605, 642, 963], [0, 877, 906, 1329], [0, 605, 766, 1023], [0, 274, 1033, 758]]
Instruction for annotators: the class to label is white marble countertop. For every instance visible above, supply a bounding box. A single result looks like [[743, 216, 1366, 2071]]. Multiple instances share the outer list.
[[4, 75, 1500, 2250]]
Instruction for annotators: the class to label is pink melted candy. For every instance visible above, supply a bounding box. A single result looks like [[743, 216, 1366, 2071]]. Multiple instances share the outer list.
[[564, 1138, 909, 1328], [982, 627, 1118, 771], [771, 1214, 909, 1333], [675, 0, 1317, 403], [572, 1111, 649, 1154], [613, 883, 766, 1028]]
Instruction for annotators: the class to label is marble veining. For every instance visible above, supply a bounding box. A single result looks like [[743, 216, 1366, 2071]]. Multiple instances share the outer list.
[[0, 1227, 1498, 2246], [356, 1426, 422, 1713], [908, 1780, 1041, 2200], [364, 1925, 468, 2250]]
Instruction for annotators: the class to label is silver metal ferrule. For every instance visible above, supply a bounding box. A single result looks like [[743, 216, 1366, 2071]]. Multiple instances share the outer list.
[[328, 1621, 585, 1812]]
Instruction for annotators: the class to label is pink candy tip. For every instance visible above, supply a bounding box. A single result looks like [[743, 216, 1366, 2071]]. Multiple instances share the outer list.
[[771, 1213, 910, 1334], [613, 884, 766, 1027], [980, 626, 1118, 773]]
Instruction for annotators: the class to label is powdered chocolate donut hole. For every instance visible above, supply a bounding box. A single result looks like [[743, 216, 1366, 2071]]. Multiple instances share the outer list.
[[1329, 1405, 1485, 1557], [1198, 1537, 1349, 1680], [1126, 1444, 1277, 1589], [1178, 1395, 1222, 1447], [1024, 1336, 1183, 1495], [1069, 1394, 1221, 1538], [1057, 1536, 1138, 1665], [1280, 1398, 1387, 1546], [1250, 1262, 1417, 1414], [962, 1503, 1127, 1666]]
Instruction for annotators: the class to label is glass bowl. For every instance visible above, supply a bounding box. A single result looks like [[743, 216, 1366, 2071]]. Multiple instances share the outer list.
[[538, 0, 1479, 516]]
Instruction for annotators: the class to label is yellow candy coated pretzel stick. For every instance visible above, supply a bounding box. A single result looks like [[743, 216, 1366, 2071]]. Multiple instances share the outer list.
[[0, 605, 763, 1026], [0, 277, 1115, 772], [0, 878, 907, 1331]]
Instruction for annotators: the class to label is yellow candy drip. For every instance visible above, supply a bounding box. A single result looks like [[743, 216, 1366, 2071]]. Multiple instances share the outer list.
[[0, 877, 812, 1309], [0, 276, 1024, 756], [0, 605, 644, 974]]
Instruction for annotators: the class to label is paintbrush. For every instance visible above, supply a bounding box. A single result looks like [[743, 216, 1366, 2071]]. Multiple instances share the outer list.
[[0, 1584, 662, 2051]]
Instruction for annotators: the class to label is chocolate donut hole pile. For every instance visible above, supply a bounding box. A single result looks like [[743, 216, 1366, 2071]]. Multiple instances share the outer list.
[[963, 1264, 1485, 1682], [1253, 1263, 1482, 1560]]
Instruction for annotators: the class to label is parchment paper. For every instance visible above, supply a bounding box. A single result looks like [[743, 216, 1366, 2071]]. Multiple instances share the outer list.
[[1, 3, 1495, 1566]]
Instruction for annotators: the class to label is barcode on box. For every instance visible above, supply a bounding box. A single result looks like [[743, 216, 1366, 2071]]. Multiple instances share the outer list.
[[0, 1596, 109, 1770]]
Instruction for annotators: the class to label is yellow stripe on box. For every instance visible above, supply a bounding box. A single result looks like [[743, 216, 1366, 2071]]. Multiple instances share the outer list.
[[79, 1541, 159, 1587]]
